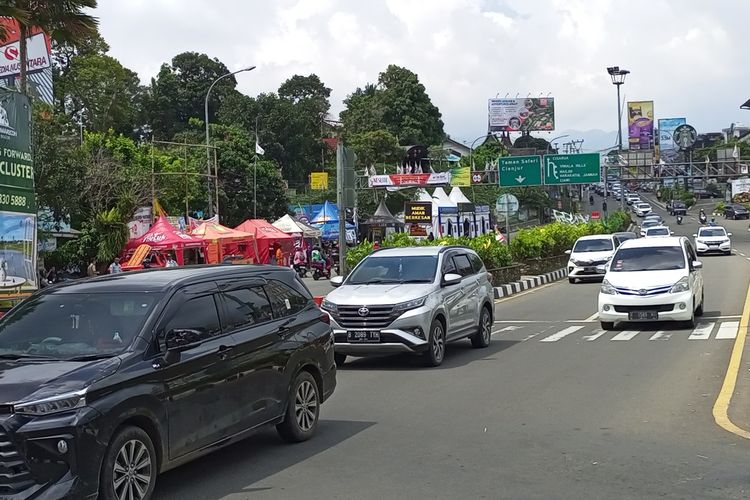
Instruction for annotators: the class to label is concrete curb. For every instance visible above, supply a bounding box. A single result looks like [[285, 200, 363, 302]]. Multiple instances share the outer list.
[[494, 268, 567, 299]]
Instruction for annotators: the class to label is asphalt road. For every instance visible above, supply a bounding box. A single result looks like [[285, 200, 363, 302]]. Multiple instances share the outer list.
[[155, 196, 750, 499]]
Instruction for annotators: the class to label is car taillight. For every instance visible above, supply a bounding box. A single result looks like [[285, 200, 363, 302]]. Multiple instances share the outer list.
[[319, 312, 330, 324]]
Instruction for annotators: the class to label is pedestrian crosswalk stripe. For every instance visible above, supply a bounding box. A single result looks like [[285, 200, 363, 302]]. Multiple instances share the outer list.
[[716, 321, 739, 340], [582, 330, 607, 341], [649, 331, 671, 341], [611, 330, 640, 341], [688, 322, 714, 340], [540, 326, 584, 342]]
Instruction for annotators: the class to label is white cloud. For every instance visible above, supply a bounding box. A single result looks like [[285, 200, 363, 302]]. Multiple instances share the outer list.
[[94, 0, 750, 143]]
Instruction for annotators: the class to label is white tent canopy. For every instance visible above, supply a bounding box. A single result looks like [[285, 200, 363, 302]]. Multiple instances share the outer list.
[[449, 186, 472, 204], [272, 214, 322, 237], [415, 188, 433, 203]]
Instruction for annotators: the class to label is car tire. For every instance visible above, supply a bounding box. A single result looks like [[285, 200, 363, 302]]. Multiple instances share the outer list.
[[471, 306, 492, 348], [277, 370, 320, 443], [423, 319, 446, 367], [600, 321, 615, 331], [696, 293, 704, 316], [334, 352, 346, 366], [99, 426, 157, 500], [725, 250, 732, 256], [684, 303, 697, 329], [568, 278, 576, 284]]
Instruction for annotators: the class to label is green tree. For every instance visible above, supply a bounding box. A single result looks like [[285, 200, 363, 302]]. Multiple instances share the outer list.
[[0, 0, 98, 95], [348, 129, 402, 167], [340, 83, 383, 140], [145, 52, 235, 138], [460, 139, 507, 169], [56, 52, 143, 134]]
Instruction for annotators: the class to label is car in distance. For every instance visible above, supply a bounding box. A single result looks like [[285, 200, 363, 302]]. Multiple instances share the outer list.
[[634, 202, 652, 217], [644, 226, 673, 238], [598, 236, 704, 330], [626, 193, 641, 205], [724, 204, 750, 220], [322, 246, 495, 367], [643, 214, 664, 225], [693, 225, 732, 255], [0, 266, 336, 499], [613, 231, 638, 245], [639, 219, 662, 237], [566, 234, 619, 283], [667, 201, 688, 216]]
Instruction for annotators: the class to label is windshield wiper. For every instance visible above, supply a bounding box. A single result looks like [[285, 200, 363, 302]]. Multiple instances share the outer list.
[[0, 353, 53, 360], [66, 353, 118, 361], [365, 278, 403, 284]]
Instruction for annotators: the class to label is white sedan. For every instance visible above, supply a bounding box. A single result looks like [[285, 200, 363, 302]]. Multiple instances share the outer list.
[[644, 226, 673, 238], [693, 226, 732, 255], [634, 202, 652, 217]]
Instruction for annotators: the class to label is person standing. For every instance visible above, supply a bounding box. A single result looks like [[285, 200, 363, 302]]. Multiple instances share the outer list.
[[108, 257, 123, 274], [86, 259, 97, 277], [275, 245, 284, 266], [165, 254, 178, 267]]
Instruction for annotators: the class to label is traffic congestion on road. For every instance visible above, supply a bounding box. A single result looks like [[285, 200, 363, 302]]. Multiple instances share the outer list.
[[147, 191, 750, 500]]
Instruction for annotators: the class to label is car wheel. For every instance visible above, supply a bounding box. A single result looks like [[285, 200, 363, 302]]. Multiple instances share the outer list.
[[277, 370, 320, 443], [471, 306, 492, 348], [600, 321, 615, 331], [696, 292, 704, 316], [568, 278, 576, 284], [334, 352, 346, 366], [99, 426, 157, 500], [423, 319, 446, 367], [684, 303, 696, 329]]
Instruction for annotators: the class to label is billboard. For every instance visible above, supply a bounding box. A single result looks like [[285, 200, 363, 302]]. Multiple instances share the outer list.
[[627, 101, 654, 150], [657, 118, 686, 161], [0, 19, 53, 104], [488, 98, 555, 132], [404, 202, 432, 223], [0, 90, 37, 291], [310, 172, 328, 190]]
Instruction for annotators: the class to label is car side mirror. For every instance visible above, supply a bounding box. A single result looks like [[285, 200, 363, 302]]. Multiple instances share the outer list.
[[564, 249, 572, 255], [692, 234, 697, 238], [330, 276, 344, 287], [728, 232, 733, 237], [692, 261, 703, 270], [442, 273, 462, 287], [670, 231, 674, 235]]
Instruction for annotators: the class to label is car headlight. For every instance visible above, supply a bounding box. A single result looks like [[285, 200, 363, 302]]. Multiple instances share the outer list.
[[394, 296, 428, 312], [320, 299, 337, 313], [570, 259, 582, 266], [670, 276, 690, 294], [14, 389, 87, 416], [600, 279, 618, 295]]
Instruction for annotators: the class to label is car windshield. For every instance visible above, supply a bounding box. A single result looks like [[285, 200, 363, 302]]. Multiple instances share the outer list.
[[647, 228, 670, 236], [637, 203, 651, 209], [673, 202, 686, 208], [642, 220, 660, 228], [347, 255, 438, 284], [698, 228, 727, 237], [573, 239, 613, 252], [732, 205, 746, 211], [0, 292, 162, 359], [610, 247, 686, 272]]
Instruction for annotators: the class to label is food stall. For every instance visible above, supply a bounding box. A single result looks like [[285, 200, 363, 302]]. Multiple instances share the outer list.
[[123, 216, 206, 269], [189, 222, 255, 264], [234, 219, 294, 265]]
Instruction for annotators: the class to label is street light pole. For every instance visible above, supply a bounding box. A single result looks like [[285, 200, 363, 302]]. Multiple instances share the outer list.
[[607, 66, 629, 212], [204, 65, 256, 218]]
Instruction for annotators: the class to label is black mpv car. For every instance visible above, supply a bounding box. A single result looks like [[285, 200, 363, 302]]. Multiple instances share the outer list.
[[0, 266, 336, 499]]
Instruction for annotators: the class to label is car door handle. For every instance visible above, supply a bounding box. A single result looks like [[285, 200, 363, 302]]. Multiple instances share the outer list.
[[217, 345, 234, 361]]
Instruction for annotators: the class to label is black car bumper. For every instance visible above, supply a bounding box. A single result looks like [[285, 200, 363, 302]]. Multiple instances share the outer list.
[[0, 407, 104, 499]]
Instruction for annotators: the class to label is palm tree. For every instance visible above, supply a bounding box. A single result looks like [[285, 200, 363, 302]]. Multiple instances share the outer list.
[[0, 1, 98, 95]]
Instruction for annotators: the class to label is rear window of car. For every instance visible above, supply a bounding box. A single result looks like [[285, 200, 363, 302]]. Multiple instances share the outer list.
[[646, 227, 669, 236], [637, 203, 651, 209], [673, 202, 686, 208]]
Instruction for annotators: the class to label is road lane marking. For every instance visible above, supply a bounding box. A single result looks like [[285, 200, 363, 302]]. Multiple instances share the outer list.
[[688, 322, 715, 340], [611, 330, 640, 341], [582, 330, 607, 341], [713, 275, 750, 439], [716, 321, 740, 340], [493, 325, 521, 335], [494, 281, 562, 303], [539, 326, 584, 342], [583, 312, 599, 322], [649, 331, 671, 341]]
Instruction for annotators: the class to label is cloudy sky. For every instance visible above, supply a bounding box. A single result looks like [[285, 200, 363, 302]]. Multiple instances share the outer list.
[[96, 0, 749, 146]]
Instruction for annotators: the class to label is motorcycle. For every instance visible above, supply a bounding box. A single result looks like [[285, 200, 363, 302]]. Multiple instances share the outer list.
[[311, 259, 331, 280], [699, 213, 707, 225], [589, 195, 594, 205], [676, 215, 683, 225], [293, 263, 308, 278]]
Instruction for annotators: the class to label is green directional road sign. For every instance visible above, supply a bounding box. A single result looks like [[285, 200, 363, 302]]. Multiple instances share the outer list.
[[498, 155, 543, 187], [543, 153, 601, 185]]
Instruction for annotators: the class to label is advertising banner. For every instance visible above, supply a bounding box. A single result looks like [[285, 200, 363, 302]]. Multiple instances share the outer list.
[[368, 172, 451, 188], [310, 172, 329, 190], [449, 165, 471, 186], [404, 202, 432, 223], [0, 19, 53, 104], [657, 118, 686, 161], [627, 101, 654, 150], [488, 98, 555, 132]]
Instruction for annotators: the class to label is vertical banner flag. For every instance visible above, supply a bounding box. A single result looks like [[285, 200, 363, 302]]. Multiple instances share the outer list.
[[0, 90, 37, 290], [657, 118, 686, 161], [627, 101, 654, 150], [255, 141, 264, 156]]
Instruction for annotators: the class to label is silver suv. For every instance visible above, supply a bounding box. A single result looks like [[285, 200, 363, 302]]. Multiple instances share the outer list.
[[322, 246, 495, 367]]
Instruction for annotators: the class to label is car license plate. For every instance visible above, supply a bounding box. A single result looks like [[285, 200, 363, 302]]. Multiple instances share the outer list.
[[584, 266, 596, 273], [347, 331, 380, 343], [628, 311, 658, 321]]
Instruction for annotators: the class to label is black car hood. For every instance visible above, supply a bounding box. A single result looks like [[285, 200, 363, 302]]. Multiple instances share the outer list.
[[0, 357, 121, 405]]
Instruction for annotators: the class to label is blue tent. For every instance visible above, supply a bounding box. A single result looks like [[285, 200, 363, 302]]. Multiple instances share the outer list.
[[311, 200, 339, 224], [316, 220, 356, 242]]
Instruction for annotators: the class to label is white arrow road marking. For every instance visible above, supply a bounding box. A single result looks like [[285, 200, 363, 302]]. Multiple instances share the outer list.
[[493, 325, 521, 335]]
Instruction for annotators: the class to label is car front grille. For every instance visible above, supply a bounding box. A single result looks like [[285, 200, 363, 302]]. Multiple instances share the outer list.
[[614, 285, 671, 296], [0, 430, 35, 495], [613, 304, 674, 313], [332, 305, 398, 329]]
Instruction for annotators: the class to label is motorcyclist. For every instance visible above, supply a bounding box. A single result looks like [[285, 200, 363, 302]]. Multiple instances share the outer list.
[[293, 246, 307, 275], [676, 214, 683, 225], [699, 209, 707, 224]]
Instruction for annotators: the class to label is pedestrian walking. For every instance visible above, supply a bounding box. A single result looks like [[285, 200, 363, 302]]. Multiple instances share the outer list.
[[108, 257, 123, 274], [87, 259, 98, 277]]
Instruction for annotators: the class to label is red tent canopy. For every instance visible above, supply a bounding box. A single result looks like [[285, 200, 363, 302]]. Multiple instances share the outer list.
[[234, 219, 294, 264], [126, 216, 206, 250]]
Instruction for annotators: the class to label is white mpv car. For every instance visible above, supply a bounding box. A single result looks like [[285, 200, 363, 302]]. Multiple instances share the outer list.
[[566, 234, 619, 283], [598, 236, 704, 330]]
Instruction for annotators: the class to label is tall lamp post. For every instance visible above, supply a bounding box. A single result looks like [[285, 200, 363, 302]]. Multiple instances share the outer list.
[[204, 65, 256, 217], [607, 66, 629, 211]]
